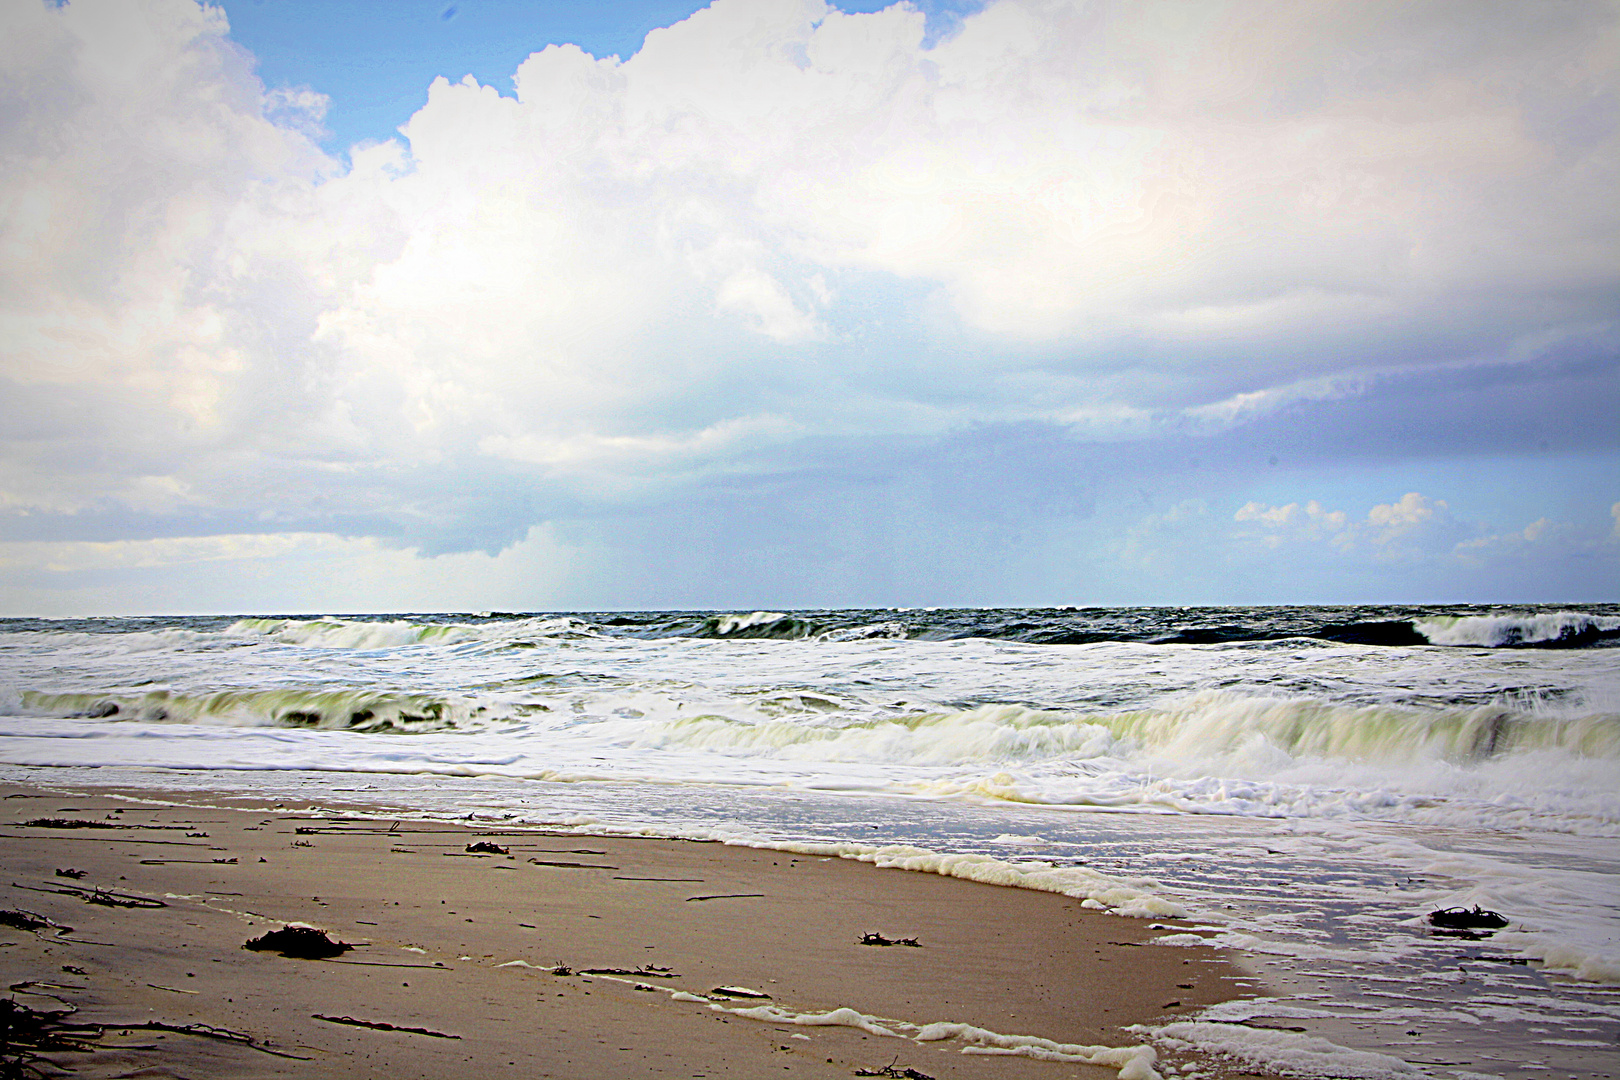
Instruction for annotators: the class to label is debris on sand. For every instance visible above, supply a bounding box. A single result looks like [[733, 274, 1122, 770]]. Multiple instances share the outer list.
[[0, 997, 98, 1067], [855, 1057, 935, 1079], [0, 997, 309, 1067], [465, 841, 509, 855], [1427, 906, 1509, 931], [53, 868, 86, 879], [243, 925, 352, 959], [860, 932, 920, 947], [84, 888, 165, 909]]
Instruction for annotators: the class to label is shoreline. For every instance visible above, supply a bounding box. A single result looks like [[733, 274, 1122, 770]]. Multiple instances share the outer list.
[[0, 775, 1269, 1079]]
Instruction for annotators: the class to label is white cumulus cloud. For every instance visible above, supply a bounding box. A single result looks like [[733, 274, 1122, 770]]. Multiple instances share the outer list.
[[2, 0, 1618, 609], [1233, 500, 1350, 548], [1231, 492, 1465, 561]]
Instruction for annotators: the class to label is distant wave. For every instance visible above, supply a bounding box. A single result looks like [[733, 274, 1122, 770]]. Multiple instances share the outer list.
[[1144, 613, 1618, 649], [693, 611, 818, 640], [690, 611, 907, 642], [7, 606, 1617, 651], [255, 608, 1613, 650], [225, 615, 598, 649]]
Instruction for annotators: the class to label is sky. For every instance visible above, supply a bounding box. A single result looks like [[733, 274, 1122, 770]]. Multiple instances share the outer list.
[[0, 0, 1616, 616]]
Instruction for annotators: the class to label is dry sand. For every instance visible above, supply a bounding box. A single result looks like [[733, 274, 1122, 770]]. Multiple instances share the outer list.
[[0, 779, 1269, 1079]]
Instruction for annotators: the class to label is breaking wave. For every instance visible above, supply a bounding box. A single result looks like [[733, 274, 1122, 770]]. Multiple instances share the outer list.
[[643, 691, 1620, 769], [1414, 611, 1620, 649], [15, 688, 512, 733]]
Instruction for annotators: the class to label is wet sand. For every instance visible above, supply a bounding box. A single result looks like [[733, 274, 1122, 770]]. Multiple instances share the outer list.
[[0, 778, 1268, 1078]]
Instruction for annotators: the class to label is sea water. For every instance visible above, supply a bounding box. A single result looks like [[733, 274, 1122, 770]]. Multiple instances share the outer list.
[[1, 605, 1616, 1079]]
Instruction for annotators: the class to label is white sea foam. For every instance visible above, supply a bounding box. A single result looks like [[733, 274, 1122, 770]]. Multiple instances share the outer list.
[[1532, 940, 1620, 983], [1142, 1021, 1417, 1079], [819, 620, 908, 641], [710, 835, 1185, 917], [580, 969, 1165, 1080]]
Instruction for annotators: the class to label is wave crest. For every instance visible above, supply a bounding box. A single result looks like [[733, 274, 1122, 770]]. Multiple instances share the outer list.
[[646, 704, 1117, 764], [1106, 690, 1620, 764], [694, 612, 818, 640]]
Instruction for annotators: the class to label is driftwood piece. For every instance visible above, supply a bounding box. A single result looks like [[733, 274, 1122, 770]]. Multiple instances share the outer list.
[[312, 1014, 460, 1039], [13, 882, 166, 909], [685, 893, 764, 902], [710, 985, 770, 999]]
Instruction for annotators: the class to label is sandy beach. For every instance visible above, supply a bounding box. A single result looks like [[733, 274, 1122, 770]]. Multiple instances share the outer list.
[[0, 777, 1265, 1079]]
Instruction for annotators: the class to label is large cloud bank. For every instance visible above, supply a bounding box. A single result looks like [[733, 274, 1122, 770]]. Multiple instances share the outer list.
[[2, 0, 1617, 610]]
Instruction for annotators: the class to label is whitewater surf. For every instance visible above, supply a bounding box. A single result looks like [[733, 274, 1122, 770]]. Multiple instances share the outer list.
[[2, 603, 1616, 1078]]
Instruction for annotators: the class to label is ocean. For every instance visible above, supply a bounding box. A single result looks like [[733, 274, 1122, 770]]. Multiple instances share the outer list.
[[2, 604, 1617, 1079]]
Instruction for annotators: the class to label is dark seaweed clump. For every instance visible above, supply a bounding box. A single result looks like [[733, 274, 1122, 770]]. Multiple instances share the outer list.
[[1428, 906, 1509, 930], [22, 818, 122, 830], [243, 926, 351, 959], [0, 909, 53, 932]]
